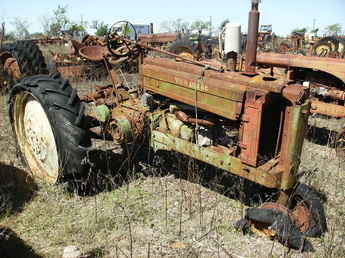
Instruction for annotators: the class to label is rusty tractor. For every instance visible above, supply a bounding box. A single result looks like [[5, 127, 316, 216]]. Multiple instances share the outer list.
[[7, 0, 329, 251]]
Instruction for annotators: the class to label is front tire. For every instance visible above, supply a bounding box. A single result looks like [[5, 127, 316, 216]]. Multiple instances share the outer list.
[[288, 183, 327, 237], [9, 74, 91, 184]]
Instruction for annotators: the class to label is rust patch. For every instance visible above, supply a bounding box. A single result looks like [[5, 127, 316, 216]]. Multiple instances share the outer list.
[[4, 57, 21, 80], [291, 201, 312, 233]]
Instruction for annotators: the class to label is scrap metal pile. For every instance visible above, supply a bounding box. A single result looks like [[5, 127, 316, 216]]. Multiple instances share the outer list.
[[49, 35, 110, 81]]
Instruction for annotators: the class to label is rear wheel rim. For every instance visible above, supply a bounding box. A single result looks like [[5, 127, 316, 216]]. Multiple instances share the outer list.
[[13, 92, 59, 183]]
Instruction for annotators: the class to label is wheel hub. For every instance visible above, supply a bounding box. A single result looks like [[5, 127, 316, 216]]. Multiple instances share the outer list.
[[24, 118, 48, 161], [21, 96, 59, 179]]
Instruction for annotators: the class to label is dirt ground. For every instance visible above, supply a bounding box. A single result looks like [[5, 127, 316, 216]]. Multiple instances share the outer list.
[[1, 62, 345, 257]]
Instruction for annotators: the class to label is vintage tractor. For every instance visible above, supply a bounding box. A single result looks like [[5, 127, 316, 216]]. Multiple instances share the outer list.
[[7, 0, 328, 250]]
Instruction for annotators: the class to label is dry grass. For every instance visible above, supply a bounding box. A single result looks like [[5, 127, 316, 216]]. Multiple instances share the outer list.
[[0, 44, 345, 257]]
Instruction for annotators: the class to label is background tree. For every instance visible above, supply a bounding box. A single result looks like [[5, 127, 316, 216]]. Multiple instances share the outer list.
[[11, 17, 30, 39], [291, 27, 307, 35], [68, 17, 87, 37], [91, 20, 109, 36], [191, 20, 211, 34], [41, 5, 69, 36], [160, 19, 190, 33], [219, 19, 230, 31], [325, 23, 342, 36], [50, 5, 69, 36], [310, 28, 319, 34]]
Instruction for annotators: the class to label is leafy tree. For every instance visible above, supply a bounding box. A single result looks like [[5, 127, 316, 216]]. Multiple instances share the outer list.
[[310, 28, 319, 34], [325, 23, 342, 36], [69, 23, 86, 37], [219, 19, 230, 31], [41, 5, 89, 38], [51, 5, 69, 36], [91, 20, 109, 36], [191, 20, 211, 34], [161, 19, 190, 34], [11, 17, 30, 39], [291, 27, 307, 35], [68, 17, 87, 37], [40, 5, 69, 36], [4, 32, 15, 41]]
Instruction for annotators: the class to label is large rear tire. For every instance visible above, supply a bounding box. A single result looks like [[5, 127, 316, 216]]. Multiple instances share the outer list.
[[9, 74, 91, 184]]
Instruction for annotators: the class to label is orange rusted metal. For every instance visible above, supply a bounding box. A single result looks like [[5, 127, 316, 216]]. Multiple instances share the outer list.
[[175, 110, 215, 126], [139, 32, 179, 44], [78, 45, 109, 62], [4, 57, 21, 80], [245, 0, 260, 73], [291, 201, 312, 233], [239, 90, 266, 166], [141, 58, 246, 120], [251, 202, 311, 235], [310, 100, 345, 118], [257, 52, 345, 82], [281, 84, 308, 104], [56, 65, 85, 81]]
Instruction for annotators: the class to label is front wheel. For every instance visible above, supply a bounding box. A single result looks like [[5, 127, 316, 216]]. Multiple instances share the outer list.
[[288, 183, 327, 237], [9, 74, 91, 184]]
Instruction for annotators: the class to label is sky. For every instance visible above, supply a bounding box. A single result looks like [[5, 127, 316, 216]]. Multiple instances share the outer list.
[[1, 0, 345, 36]]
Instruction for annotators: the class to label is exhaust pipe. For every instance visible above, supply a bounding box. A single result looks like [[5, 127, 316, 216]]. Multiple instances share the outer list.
[[245, 0, 260, 73]]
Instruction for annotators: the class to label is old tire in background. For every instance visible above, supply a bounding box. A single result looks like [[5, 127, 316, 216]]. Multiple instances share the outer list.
[[9, 74, 91, 184], [0, 40, 48, 89], [288, 183, 327, 237], [312, 36, 339, 57]]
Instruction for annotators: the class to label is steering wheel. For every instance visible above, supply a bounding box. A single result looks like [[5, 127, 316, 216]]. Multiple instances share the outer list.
[[106, 21, 137, 57]]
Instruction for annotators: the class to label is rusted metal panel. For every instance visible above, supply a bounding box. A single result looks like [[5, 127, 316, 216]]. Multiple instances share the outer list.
[[142, 64, 245, 120], [239, 90, 266, 166], [150, 129, 280, 188], [139, 32, 178, 44], [144, 77, 243, 120], [78, 45, 109, 62], [143, 57, 286, 94], [279, 102, 309, 190], [310, 100, 345, 117], [57, 65, 86, 81], [257, 53, 345, 83]]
